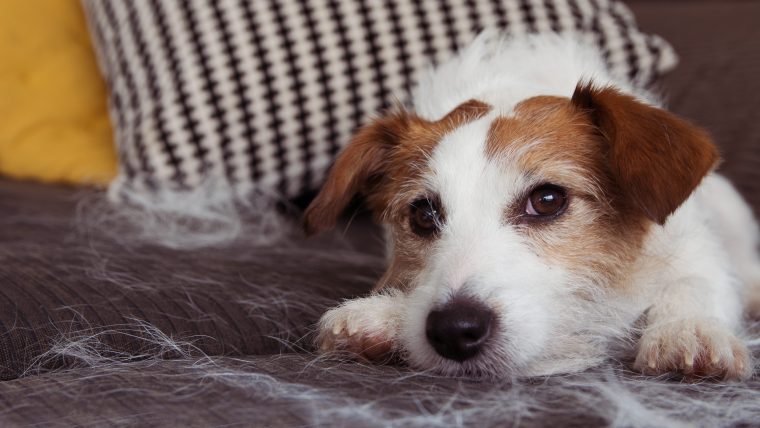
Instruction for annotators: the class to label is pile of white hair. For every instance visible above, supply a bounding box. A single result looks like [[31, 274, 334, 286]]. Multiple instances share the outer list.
[[76, 181, 293, 250], [18, 316, 760, 428]]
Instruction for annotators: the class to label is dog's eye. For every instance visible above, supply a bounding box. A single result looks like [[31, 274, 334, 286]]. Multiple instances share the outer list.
[[410, 198, 442, 237], [525, 184, 567, 218]]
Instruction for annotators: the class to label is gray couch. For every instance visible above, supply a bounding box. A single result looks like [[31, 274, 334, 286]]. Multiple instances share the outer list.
[[0, 1, 758, 426]]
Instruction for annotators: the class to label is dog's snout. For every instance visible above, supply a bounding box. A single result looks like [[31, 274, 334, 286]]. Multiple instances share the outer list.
[[425, 296, 495, 362]]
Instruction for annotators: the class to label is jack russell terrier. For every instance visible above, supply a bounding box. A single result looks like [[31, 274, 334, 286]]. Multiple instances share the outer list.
[[304, 33, 760, 380]]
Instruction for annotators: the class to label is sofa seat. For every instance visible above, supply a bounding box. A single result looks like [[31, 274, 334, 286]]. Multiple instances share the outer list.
[[0, 1, 759, 426]]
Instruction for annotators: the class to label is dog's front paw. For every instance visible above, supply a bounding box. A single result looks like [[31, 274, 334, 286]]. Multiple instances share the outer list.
[[634, 318, 752, 380], [317, 294, 401, 361]]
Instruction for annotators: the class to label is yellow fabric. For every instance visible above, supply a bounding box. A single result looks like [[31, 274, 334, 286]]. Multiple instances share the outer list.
[[0, 0, 117, 186]]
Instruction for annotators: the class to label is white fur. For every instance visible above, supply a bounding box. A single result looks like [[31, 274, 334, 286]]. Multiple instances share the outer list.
[[394, 111, 634, 377], [413, 31, 647, 121], [81, 179, 290, 250], [319, 33, 760, 379]]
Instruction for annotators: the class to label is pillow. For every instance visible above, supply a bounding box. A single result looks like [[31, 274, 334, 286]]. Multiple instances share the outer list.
[[82, 0, 677, 201], [0, 0, 117, 186]]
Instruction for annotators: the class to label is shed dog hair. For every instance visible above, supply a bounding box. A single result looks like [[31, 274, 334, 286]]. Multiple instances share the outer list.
[[304, 33, 760, 380]]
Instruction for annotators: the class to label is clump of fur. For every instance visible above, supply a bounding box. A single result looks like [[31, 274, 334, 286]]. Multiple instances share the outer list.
[[76, 180, 293, 250]]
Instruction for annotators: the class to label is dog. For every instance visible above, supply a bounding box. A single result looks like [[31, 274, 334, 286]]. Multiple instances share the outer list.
[[303, 33, 760, 380]]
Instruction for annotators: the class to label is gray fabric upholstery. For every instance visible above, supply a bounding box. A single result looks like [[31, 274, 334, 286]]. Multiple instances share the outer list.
[[0, 179, 383, 380]]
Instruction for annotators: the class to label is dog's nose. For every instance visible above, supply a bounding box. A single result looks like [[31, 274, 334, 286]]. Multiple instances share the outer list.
[[425, 296, 495, 362]]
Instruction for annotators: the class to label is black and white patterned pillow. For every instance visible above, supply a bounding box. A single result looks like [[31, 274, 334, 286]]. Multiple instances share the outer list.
[[82, 0, 677, 201]]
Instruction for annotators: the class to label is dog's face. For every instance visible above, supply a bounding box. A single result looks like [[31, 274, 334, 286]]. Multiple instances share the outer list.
[[305, 85, 718, 377]]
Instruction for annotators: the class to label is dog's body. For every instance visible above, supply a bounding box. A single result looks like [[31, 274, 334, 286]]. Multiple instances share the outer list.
[[305, 33, 760, 380]]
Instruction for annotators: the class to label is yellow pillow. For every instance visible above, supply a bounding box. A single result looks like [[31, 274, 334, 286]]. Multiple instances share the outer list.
[[0, 0, 117, 186]]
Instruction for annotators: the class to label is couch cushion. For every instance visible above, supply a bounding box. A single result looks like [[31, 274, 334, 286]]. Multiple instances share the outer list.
[[0, 179, 384, 380], [0, 353, 758, 427], [82, 0, 676, 201], [0, 0, 117, 186]]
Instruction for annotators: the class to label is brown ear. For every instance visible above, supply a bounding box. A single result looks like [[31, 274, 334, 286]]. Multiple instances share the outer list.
[[572, 83, 719, 225], [304, 99, 491, 236], [303, 113, 409, 235]]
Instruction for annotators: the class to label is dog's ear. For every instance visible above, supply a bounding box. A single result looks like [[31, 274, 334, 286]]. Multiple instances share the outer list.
[[572, 83, 719, 225], [303, 112, 410, 236]]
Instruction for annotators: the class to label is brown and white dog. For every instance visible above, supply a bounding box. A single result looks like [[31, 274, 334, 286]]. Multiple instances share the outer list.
[[304, 33, 760, 380]]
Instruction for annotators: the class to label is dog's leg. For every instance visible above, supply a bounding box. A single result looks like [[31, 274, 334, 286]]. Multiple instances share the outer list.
[[633, 276, 752, 380], [317, 291, 404, 361], [633, 184, 754, 380], [699, 175, 760, 319]]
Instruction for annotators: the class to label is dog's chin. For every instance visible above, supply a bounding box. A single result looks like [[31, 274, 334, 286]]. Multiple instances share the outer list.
[[404, 348, 605, 379], [401, 339, 532, 380], [400, 329, 611, 379]]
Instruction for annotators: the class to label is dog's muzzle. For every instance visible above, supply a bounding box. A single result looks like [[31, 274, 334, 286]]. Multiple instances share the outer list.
[[425, 295, 495, 362]]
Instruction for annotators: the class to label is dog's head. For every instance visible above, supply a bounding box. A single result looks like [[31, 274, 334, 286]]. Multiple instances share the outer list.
[[304, 84, 718, 377]]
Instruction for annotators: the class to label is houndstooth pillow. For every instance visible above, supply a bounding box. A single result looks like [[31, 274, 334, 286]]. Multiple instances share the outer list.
[[82, 0, 677, 201]]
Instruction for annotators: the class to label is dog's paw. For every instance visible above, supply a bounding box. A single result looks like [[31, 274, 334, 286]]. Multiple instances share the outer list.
[[317, 294, 401, 361], [634, 318, 752, 380]]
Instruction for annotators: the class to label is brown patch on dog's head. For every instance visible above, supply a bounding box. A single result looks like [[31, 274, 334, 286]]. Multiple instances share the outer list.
[[482, 85, 719, 287], [571, 83, 719, 225], [303, 100, 491, 236], [487, 96, 611, 196], [485, 96, 642, 286]]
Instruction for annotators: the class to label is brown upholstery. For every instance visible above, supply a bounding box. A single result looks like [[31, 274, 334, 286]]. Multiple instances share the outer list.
[[0, 1, 758, 425]]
